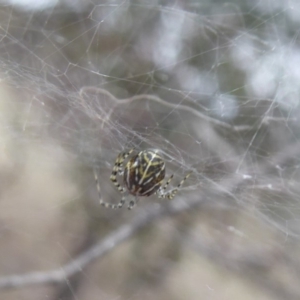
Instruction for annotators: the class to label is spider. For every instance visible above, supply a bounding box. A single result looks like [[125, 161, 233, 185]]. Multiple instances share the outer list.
[[94, 149, 192, 210]]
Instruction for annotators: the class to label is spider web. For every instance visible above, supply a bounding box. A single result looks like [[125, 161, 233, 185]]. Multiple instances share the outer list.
[[0, 1, 300, 300]]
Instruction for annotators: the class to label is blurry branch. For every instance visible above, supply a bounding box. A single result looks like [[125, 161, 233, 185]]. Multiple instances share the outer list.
[[0, 195, 203, 290], [80, 87, 252, 132], [120, 94, 251, 132], [0, 140, 299, 292], [80, 87, 297, 134]]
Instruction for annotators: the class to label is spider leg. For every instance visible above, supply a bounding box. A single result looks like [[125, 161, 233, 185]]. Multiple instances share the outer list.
[[93, 149, 134, 209], [94, 169, 127, 209], [156, 174, 174, 198], [159, 171, 192, 200], [128, 197, 138, 210], [110, 148, 134, 192]]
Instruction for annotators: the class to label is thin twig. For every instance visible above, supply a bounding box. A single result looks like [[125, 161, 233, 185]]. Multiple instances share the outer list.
[[0, 195, 202, 290], [79, 87, 254, 132]]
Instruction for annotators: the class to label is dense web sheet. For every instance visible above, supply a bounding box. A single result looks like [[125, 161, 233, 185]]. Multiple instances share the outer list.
[[0, 1, 300, 300]]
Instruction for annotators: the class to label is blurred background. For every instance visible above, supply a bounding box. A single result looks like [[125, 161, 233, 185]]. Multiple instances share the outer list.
[[0, 0, 300, 299]]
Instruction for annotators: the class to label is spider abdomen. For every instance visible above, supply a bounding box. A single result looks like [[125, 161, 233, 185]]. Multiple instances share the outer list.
[[124, 150, 165, 196]]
